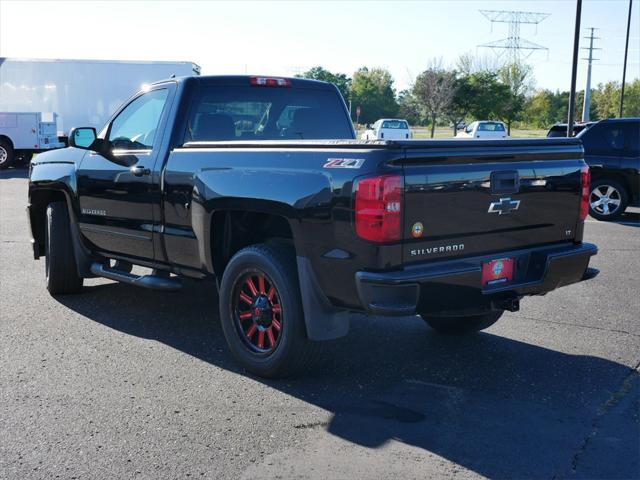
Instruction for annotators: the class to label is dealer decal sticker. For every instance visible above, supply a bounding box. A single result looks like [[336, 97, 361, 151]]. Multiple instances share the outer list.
[[323, 158, 365, 169]]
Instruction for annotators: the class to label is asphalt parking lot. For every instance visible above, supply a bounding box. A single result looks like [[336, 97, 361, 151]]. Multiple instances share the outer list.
[[1, 167, 638, 480]]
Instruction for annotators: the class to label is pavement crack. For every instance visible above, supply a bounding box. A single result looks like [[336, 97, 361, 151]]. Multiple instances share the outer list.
[[293, 420, 330, 430], [567, 363, 640, 475], [518, 315, 640, 338]]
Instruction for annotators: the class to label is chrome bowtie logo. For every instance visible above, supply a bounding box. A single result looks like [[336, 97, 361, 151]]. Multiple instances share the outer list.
[[488, 197, 520, 215]]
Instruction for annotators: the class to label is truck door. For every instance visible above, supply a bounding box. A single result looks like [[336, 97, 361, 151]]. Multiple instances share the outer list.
[[76, 84, 175, 260]]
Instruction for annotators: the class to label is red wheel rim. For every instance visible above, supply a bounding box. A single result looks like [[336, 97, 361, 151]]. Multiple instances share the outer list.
[[233, 270, 283, 354]]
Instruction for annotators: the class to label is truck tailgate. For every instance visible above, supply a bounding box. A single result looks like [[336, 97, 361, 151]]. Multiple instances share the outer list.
[[399, 139, 585, 264]]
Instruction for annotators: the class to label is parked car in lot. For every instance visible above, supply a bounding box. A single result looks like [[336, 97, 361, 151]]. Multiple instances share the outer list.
[[28, 75, 598, 377], [361, 119, 412, 140], [577, 117, 640, 220], [457, 121, 508, 139], [547, 122, 595, 138]]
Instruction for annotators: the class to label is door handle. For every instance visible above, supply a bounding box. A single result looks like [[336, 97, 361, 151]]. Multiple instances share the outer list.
[[490, 170, 520, 194], [130, 166, 151, 177]]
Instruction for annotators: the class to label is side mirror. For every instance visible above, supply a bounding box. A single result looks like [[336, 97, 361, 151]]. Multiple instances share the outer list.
[[69, 127, 97, 149]]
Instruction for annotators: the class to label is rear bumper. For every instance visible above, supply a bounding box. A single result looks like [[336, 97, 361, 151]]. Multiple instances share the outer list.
[[355, 242, 598, 316]]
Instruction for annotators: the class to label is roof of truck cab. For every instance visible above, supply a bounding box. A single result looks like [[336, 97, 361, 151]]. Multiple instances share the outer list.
[[597, 117, 640, 123], [154, 75, 336, 90]]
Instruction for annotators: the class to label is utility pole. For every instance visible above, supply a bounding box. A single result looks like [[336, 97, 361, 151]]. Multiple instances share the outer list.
[[581, 28, 600, 122], [567, 0, 582, 137], [620, 0, 633, 117]]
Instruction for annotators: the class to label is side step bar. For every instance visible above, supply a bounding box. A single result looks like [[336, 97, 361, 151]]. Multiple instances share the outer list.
[[90, 262, 182, 291]]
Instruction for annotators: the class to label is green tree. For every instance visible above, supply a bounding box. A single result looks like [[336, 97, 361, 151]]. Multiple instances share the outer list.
[[621, 79, 640, 116], [297, 66, 351, 106], [351, 67, 399, 124], [397, 89, 421, 125], [497, 62, 533, 135], [445, 75, 478, 136], [525, 90, 554, 128], [412, 67, 457, 138], [593, 81, 621, 119], [466, 71, 510, 120]]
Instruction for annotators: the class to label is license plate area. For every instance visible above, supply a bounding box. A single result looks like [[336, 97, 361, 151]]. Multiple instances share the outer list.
[[482, 257, 515, 287]]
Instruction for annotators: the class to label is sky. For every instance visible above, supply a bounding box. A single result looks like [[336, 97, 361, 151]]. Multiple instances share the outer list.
[[1, 0, 638, 93]]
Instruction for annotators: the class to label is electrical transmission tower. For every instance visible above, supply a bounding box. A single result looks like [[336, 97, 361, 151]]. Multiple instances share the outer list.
[[478, 10, 550, 62], [581, 28, 600, 122]]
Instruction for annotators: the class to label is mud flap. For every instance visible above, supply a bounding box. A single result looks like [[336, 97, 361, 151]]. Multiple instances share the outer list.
[[296, 256, 350, 341]]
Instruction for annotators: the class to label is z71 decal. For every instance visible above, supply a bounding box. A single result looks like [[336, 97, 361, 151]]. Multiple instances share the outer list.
[[323, 158, 365, 169]]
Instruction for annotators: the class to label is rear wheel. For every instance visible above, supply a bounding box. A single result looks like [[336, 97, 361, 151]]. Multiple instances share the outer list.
[[421, 311, 503, 335], [589, 179, 628, 221], [0, 139, 14, 169], [218, 244, 322, 378], [45, 202, 83, 295]]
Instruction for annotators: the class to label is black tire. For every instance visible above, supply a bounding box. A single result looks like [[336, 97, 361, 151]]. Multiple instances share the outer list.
[[421, 310, 503, 335], [16, 152, 33, 165], [589, 179, 628, 221], [218, 244, 322, 378], [0, 139, 14, 170], [45, 202, 83, 295]]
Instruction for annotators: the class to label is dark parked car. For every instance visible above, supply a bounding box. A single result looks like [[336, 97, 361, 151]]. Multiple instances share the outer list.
[[577, 118, 640, 220], [28, 75, 598, 377]]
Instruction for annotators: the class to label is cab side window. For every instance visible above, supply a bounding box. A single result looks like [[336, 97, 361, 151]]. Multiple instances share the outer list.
[[602, 126, 626, 151], [108, 89, 169, 150]]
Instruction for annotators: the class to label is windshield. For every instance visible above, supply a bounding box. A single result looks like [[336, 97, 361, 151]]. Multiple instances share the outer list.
[[185, 86, 353, 142]]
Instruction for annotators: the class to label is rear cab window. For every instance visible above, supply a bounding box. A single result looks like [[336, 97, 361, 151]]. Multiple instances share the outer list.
[[184, 82, 354, 142], [478, 122, 505, 132], [381, 120, 409, 129]]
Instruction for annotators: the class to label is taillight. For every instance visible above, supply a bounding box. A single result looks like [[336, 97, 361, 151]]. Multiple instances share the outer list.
[[580, 166, 590, 221], [355, 173, 403, 243], [250, 76, 291, 87]]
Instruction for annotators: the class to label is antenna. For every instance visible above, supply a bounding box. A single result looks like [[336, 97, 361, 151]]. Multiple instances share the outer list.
[[478, 10, 551, 62]]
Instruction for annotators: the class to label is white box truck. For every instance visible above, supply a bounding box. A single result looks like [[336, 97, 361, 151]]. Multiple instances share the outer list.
[[0, 57, 200, 168], [0, 112, 65, 167]]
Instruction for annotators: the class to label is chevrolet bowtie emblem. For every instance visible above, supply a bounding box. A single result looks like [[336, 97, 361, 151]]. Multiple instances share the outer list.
[[488, 197, 521, 215]]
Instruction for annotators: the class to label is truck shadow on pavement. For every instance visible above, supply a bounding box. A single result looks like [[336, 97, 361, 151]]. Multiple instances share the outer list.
[[0, 167, 29, 179], [57, 279, 639, 479]]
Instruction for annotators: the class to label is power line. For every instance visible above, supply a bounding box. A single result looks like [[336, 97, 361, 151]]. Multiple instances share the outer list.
[[478, 9, 551, 63], [581, 27, 601, 122]]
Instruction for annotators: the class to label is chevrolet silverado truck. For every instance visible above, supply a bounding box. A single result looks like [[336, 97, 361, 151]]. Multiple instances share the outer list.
[[28, 75, 599, 377]]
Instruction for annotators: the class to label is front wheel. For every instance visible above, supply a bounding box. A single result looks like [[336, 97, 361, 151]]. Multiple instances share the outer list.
[[421, 311, 503, 335], [218, 244, 322, 378]]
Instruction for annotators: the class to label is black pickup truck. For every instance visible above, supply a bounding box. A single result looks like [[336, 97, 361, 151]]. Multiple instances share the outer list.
[[28, 75, 599, 377]]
